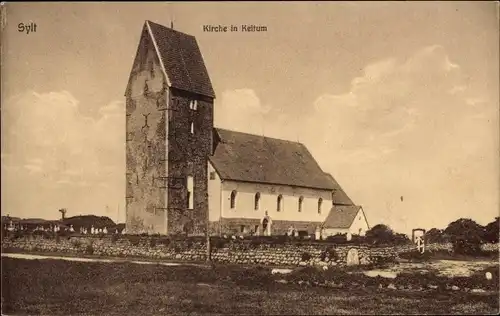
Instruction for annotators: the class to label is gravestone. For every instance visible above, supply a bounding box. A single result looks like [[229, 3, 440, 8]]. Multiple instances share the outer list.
[[346, 248, 360, 266], [346, 232, 352, 241]]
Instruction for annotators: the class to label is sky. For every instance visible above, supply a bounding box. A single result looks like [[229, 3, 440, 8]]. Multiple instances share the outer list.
[[1, 2, 499, 234]]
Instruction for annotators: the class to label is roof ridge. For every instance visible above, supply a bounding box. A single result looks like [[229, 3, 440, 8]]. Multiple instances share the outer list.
[[215, 127, 304, 145], [146, 20, 195, 38]]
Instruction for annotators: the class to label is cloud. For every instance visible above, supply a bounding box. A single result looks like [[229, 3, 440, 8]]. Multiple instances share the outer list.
[[1, 91, 125, 220], [24, 164, 43, 174], [215, 88, 285, 137], [215, 46, 498, 233], [297, 45, 498, 232]]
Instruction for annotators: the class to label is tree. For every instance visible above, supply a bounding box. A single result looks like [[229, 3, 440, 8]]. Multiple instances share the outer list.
[[365, 224, 395, 245], [444, 218, 484, 255], [59, 208, 67, 220], [425, 228, 446, 244], [393, 233, 411, 245], [483, 217, 499, 244]]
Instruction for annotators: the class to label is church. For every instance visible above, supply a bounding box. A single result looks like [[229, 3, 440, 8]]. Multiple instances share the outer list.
[[125, 20, 369, 237]]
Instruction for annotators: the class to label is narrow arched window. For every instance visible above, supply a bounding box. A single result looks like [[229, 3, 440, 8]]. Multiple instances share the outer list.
[[318, 198, 323, 214], [254, 192, 261, 210], [230, 190, 237, 209], [190, 122, 194, 134], [298, 196, 304, 212], [277, 194, 283, 212]]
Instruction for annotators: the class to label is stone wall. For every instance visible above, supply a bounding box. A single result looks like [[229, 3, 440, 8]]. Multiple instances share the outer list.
[[209, 242, 399, 267], [2, 234, 400, 267], [3, 234, 497, 268], [2, 235, 208, 262]]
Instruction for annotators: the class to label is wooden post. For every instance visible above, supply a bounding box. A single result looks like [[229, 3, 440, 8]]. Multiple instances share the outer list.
[[206, 225, 211, 262], [205, 193, 211, 263]]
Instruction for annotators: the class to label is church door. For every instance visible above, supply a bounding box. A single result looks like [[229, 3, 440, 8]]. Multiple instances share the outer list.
[[262, 217, 272, 236]]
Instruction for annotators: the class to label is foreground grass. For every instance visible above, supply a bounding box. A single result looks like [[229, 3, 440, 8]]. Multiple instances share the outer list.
[[2, 258, 498, 315], [399, 249, 499, 262]]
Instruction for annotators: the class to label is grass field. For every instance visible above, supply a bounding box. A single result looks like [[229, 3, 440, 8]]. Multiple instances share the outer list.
[[2, 258, 499, 315]]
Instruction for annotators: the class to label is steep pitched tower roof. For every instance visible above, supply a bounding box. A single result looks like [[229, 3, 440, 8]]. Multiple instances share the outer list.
[[126, 20, 215, 98]]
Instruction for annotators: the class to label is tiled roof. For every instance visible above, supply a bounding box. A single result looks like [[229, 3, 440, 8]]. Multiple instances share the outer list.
[[324, 173, 355, 205], [146, 20, 215, 98], [209, 128, 338, 190], [322, 205, 361, 229]]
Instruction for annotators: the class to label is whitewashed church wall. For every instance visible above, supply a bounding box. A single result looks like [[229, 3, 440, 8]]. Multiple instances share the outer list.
[[219, 180, 332, 222]]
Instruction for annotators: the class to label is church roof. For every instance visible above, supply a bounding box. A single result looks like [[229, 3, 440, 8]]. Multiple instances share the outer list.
[[145, 20, 215, 98], [323, 173, 355, 205], [209, 128, 340, 191], [322, 205, 362, 229]]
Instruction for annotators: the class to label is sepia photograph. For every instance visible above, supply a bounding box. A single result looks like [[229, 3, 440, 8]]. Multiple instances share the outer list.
[[1, 2, 499, 315]]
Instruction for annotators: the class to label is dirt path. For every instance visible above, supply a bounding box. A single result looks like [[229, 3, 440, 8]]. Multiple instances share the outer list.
[[1, 252, 210, 268]]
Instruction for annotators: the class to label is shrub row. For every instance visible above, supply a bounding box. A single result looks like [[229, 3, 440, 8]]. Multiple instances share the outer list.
[[280, 266, 499, 291]]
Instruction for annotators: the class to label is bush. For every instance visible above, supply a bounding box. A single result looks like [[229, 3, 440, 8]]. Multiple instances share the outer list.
[[57, 230, 72, 238], [471, 266, 500, 291], [85, 244, 94, 255], [111, 234, 119, 244], [149, 238, 157, 248], [452, 238, 483, 255], [127, 235, 141, 246], [399, 250, 434, 262], [370, 255, 397, 266], [324, 234, 348, 243], [425, 228, 447, 243], [365, 224, 395, 245], [301, 252, 312, 262], [211, 237, 228, 249], [320, 246, 338, 261], [159, 237, 171, 247], [483, 217, 499, 244], [234, 266, 275, 287], [392, 233, 411, 245], [173, 245, 182, 253], [445, 218, 485, 255]]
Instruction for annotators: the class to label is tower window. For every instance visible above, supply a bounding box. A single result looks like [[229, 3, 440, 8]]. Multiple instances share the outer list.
[[318, 198, 323, 214], [298, 196, 304, 212], [187, 176, 194, 209], [190, 122, 194, 134], [230, 190, 237, 209], [189, 100, 198, 110]]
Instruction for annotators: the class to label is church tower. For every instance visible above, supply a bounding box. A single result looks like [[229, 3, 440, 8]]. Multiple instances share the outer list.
[[125, 20, 215, 235]]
